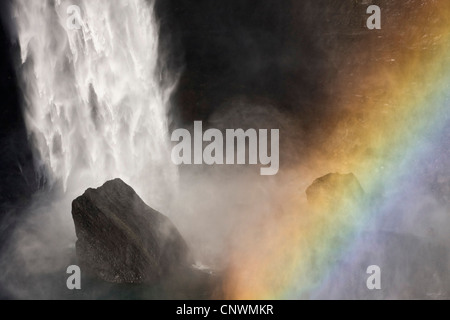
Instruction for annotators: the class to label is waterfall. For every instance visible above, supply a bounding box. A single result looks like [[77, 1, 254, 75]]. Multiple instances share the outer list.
[[0, 0, 179, 298], [13, 0, 176, 203]]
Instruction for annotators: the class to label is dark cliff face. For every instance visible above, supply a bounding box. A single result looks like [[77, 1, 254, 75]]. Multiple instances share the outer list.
[[156, 0, 335, 126], [0, 2, 38, 245], [155, 0, 397, 125], [72, 178, 193, 284]]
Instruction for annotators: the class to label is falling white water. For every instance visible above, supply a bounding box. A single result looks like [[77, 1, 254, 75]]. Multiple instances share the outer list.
[[13, 0, 177, 204], [0, 1, 180, 298]]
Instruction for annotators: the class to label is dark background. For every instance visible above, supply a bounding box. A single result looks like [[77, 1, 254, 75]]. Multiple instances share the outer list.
[[155, 0, 374, 124], [0, 0, 37, 247]]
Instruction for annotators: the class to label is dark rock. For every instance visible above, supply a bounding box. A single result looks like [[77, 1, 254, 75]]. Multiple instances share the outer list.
[[72, 178, 193, 284], [306, 172, 364, 210]]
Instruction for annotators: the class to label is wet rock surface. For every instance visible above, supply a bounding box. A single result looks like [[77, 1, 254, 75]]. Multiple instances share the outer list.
[[72, 178, 193, 284]]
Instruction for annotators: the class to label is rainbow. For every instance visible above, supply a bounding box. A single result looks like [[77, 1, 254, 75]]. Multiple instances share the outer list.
[[224, 1, 450, 299]]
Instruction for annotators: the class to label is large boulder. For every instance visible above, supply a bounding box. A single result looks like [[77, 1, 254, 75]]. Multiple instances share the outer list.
[[72, 178, 193, 284]]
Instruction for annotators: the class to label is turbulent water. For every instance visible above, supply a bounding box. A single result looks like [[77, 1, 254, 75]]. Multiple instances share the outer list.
[[13, 0, 176, 201], [0, 0, 179, 298]]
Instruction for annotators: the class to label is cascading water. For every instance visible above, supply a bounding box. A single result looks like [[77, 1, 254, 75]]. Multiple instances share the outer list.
[[13, 0, 176, 203], [0, 0, 179, 298]]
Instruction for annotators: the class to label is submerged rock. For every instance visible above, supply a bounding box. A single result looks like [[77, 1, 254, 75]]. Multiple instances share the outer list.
[[72, 178, 193, 284]]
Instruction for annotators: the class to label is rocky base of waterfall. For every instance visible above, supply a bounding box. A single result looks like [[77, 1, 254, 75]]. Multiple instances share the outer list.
[[71, 178, 218, 296]]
